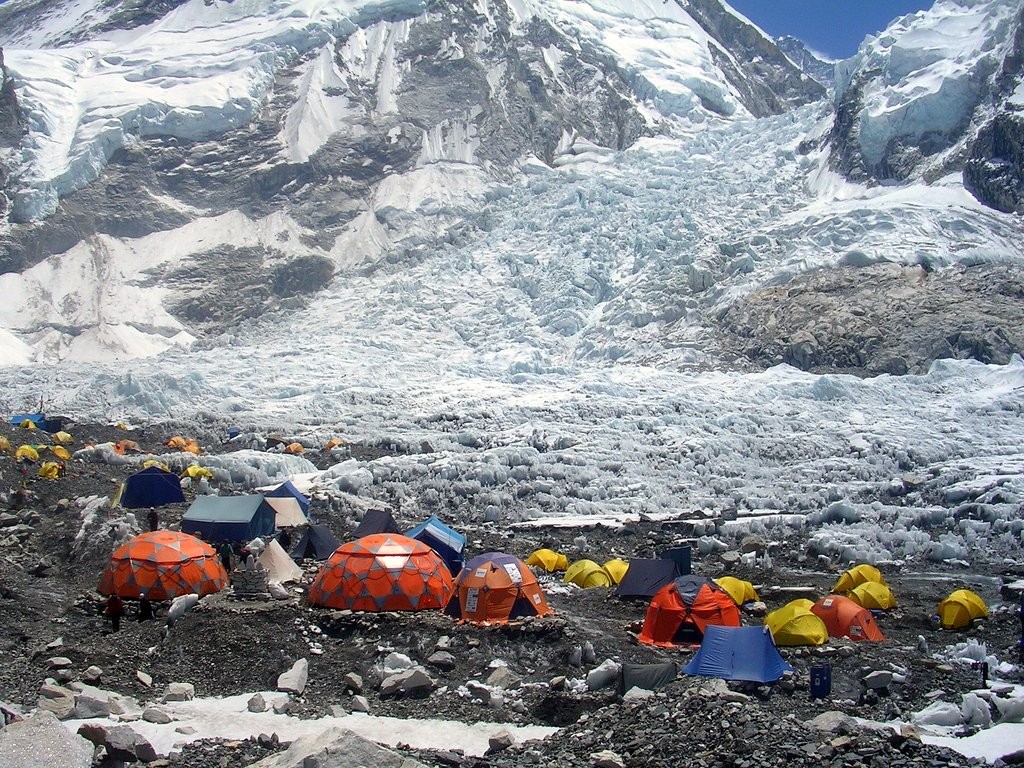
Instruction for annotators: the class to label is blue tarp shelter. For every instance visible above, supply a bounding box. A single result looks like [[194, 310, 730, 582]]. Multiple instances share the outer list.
[[265, 480, 310, 516], [181, 495, 276, 543], [683, 625, 794, 684], [10, 413, 47, 430], [120, 466, 186, 509], [406, 515, 465, 576]]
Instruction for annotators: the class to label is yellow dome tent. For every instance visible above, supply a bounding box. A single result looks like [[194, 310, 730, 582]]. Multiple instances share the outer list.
[[182, 465, 214, 480], [54, 431, 73, 444], [937, 589, 988, 630], [833, 564, 885, 593], [142, 459, 171, 471], [526, 548, 569, 573], [51, 445, 71, 461], [19, 419, 37, 430], [715, 576, 760, 605], [848, 581, 897, 610], [0, 436, 11, 453], [15, 445, 39, 462], [602, 559, 629, 585], [765, 599, 829, 646], [38, 462, 61, 480], [564, 559, 612, 588]]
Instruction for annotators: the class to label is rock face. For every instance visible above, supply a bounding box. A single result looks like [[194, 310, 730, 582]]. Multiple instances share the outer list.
[[0, 711, 93, 768], [714, 263, 1024, 374], [827, 0, 1024, 212], [774, 35, 835, 88], [683, 0, 825, 116]]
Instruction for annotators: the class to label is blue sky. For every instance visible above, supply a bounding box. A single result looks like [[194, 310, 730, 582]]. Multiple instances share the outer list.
[[726, 1, 934, 60]]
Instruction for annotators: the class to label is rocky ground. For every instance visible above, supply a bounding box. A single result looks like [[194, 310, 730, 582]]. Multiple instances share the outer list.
[[0, 418, 1022, 768]]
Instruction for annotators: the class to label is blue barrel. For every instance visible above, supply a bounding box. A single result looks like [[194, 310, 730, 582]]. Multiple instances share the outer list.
[[809, 664, 832, 699]]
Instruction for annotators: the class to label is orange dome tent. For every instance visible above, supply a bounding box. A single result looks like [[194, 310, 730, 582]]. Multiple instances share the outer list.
[[98, 530, 228, 600], [638, 575, 741, 648], [811, 594, 885, 642], [445, 552, 553, 625], [308, 534, 453, 612]]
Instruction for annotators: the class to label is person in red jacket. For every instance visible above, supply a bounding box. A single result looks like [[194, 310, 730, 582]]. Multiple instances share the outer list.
[[105, 593, 124, 632]]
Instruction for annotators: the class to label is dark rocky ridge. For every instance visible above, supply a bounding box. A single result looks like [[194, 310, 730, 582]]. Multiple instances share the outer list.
[[712, 263, 1024, 375], [681, 0, 826, 117], [775, 35, 835, 89]]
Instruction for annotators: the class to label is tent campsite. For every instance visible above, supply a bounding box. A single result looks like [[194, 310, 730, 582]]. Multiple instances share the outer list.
[[256, 539, 304, 583], [445, 552, 553, 625], [307, 534, 453, 612], [683, 625, 794, 684], [98, 530, 228, 599], [117, 466, 186, 509], [637, 575, 741, 647], [352, 508, 400, 538], [764, 599, 829, 647], [180, 495, 276, 543], [289, 524, 340, 560], [406, 515, 465, 576], [811, 594, 885, 642], [526, 548, 569, 573], [714, 576, 760, 606], [937, 589, 989, 629], [614, 558, 680, 599], [564, 559, 612, 588]]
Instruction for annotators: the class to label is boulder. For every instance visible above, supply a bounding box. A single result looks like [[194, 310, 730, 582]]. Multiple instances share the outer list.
[[247, 694, 267, 713], [277, 659, 309, 695], [136, 671, 153, 688], [350, 695, 371, 713], [142, 707, 172, 724], [427, 651, 456, 670], [343, 673, 363, 693], [380, 668, 434, 698], [46, 657, 72, 670], [72, 693, 110, 719], [805, 711, 859, 733], [0, 711, 93, 768], [37, 684, 75, 720], [591, 750, 626, 768], [486, 666, 521, 690], [82, 666, 103, 684], [486, 730, 514, 755], [162, 683, 195, 702], [382, 653, 414, 675], [242, 725, 428, 768], [862, 671, 893, 690], [103, 724, 159, 763]]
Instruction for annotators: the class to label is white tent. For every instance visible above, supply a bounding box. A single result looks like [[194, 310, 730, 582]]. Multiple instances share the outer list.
[[265, 496, 307, 528], [257, 539, 304, 584]]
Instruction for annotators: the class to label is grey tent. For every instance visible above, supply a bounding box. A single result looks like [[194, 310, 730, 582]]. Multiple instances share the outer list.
[[615, 558, 680, 599], [289, 524, 340, 560], [352, 509, 399, 539], [618, 662, 678, 695]]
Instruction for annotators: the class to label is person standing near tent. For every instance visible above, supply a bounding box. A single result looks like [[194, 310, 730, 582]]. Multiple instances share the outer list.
[[105, 593, 124, 632], [219, 541, 234, 577], [138, 592, 154, 622], [147, 508, 160, 532]]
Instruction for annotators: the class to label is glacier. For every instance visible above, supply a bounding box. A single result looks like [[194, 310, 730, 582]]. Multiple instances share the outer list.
[[0, 0, 1020, 552]]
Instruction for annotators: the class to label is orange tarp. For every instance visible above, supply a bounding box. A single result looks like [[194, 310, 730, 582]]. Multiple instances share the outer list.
[[445, 552, 553, 625], [308, 534, 452, 612], [98, 530, 228, 600], [811, 594, 885, 642]]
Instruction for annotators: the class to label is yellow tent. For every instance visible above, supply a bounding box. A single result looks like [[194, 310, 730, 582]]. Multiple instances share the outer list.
[[848, 581, 897, 610], [765, 599, 829, 646], [38, 462, 61, 480], [182, 465, 214, 480], [284, 442, 305, 455], [526, 548, 569, 573], [833, 564, 885, 593], [53, 431, 73, 444], [0, 436, 10, 453], [19, 419, 37, 430], [715, 576, 760, 605], [15, 445, 39, 462], [142, 459, 171, 471], [937, 589, 988, 630], [51, 445, 71, 461], [602, 559, 629, 585], [564, 559, 612, 588]]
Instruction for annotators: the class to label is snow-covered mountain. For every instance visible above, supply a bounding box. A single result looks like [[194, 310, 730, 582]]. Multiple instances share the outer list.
[[0, 0, 1020, 545]]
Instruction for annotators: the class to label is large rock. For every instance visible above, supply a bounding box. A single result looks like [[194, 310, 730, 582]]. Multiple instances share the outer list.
[[243, 726, 428, 768], [102, 724, 159, 763], [37, 684, 75, 720], [380, 668, 434, 698], [163, 682, 195, 702], [72, 692, 110, 719], [277, 659, 309, 695], [0, 711, 93, 768]]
